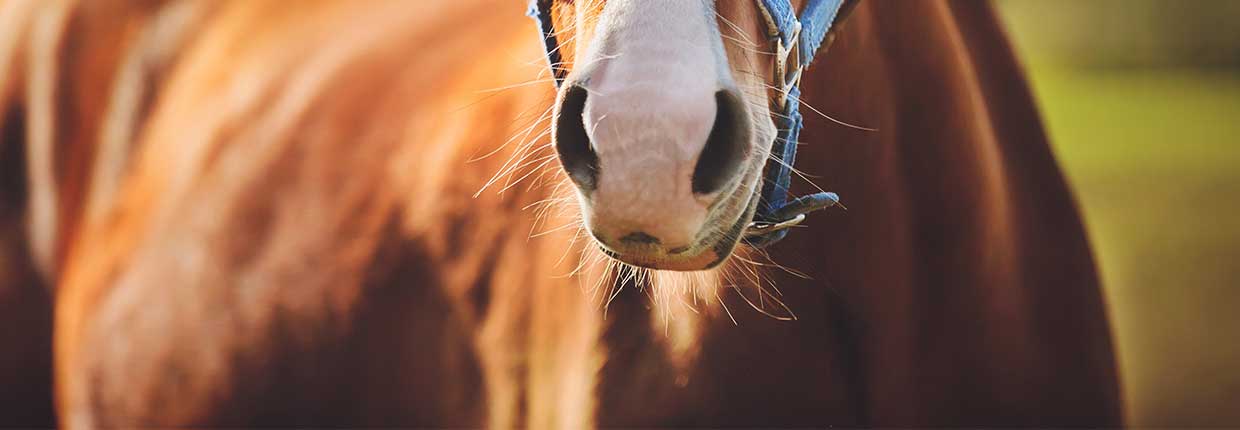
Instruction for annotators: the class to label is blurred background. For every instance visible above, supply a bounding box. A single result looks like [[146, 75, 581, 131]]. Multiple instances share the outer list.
[[995, 0, 1240, 426]]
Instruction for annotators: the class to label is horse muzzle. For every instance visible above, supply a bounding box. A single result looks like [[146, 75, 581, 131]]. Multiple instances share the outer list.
[[554, 82, 756, 272]]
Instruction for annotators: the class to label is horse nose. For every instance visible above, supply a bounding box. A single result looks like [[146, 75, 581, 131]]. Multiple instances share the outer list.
[[691, 90, 749, 195], [553, 85, 599, 191], [553, 75, 749, 260], [554, 87, 748, 197]]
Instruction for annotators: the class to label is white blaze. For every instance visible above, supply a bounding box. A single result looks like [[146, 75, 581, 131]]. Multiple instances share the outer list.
[[572, 0, 735, 248]]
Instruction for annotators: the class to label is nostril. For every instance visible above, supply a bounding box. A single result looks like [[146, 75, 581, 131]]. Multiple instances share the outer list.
[[691, 90, 750, 195], [554, 85, 599, 191]]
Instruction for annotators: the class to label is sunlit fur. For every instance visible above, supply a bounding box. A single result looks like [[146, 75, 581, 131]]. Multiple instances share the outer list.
[[0, 0, 1123, 428], [0, 0, 794, 428]]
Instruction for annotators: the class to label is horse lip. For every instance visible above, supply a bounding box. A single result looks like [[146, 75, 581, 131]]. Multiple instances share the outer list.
[[600, 245, 724, 271], [596, 201, 751, 271], [668, 245, 692, 255]]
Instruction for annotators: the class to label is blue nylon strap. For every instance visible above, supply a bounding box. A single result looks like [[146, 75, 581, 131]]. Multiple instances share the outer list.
[[748, 0, 847, 247], [527, 0, 567, 86], [527, 0, 853, 248], [756, 0, 845, 61], [757, 0, 799, 45], [798, 0, 846, 65]]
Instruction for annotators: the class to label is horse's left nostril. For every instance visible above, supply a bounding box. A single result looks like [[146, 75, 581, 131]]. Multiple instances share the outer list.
[[554, 85, 600, 191], [692, 90, 750, 195]]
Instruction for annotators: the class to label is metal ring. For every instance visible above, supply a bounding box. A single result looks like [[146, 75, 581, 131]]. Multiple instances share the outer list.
[[744, 213, 807, 238]]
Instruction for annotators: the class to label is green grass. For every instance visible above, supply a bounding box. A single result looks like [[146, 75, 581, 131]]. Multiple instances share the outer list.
[[1026, 65, 1240, 426]]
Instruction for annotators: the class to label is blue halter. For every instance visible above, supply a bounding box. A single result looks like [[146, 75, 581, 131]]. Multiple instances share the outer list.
[[528, 0, 854, 248]]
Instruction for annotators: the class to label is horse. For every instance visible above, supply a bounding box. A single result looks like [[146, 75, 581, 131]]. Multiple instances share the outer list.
[[0, 0, 1122, 427]]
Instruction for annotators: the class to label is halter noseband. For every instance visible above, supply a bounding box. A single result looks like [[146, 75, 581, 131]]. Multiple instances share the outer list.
[[527, 0, 855, 248]]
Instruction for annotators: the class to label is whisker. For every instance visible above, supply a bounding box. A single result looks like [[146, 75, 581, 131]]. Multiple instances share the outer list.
[[747, 80, 879, 132], [476, 127, 553, 196], [474, 78, 559, 94], [716, 288, 739, 326], [714, 12, 757, 47], [497, 152, 559, 195], [468, 104, 554, 163]]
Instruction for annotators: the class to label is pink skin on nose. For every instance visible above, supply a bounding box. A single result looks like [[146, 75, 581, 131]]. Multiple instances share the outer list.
[[572, 0, 731, 253], [584, 82, 716, 249]]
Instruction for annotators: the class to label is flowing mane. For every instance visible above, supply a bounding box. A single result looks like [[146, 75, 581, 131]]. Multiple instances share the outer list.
[[0, 0, 1121, 428]]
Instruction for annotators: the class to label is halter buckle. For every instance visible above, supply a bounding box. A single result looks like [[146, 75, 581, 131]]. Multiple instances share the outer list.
[[773, 21, 802, 110], [744, 214, 807, 238]]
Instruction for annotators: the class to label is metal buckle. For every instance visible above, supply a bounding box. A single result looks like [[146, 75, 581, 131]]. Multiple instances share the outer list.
[[773, 21, 802, 110], [744, 213, 807, 238]]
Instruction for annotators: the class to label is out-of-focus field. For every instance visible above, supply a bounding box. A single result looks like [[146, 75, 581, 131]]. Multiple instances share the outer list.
[[1031, 66, 1240, 427], [998, 2, 1240, 426]]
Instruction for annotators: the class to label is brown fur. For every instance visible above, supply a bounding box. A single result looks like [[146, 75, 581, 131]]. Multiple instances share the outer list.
[[0, 0, 1121, 427]]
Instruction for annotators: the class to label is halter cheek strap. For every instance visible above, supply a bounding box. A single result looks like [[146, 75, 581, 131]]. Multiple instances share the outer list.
[[527, 0, 856, 248], [527, 0, 568, 86], [745, 0, 852, 247]]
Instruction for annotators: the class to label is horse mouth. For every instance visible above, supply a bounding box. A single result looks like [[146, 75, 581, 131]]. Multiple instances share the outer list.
[[594, 178, 759, 272]]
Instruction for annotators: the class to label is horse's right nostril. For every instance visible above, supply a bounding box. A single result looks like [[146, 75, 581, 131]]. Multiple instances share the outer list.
[[554, 85, 599, 191], [692, 90, 750, 195]]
